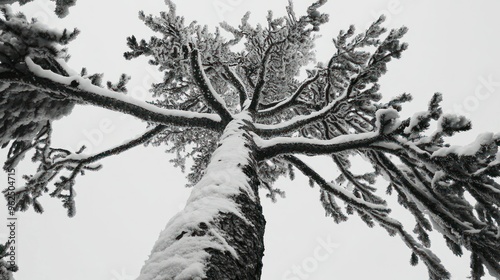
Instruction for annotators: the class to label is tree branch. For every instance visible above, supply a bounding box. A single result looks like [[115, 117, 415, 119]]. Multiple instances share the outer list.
[[332, 154, 386, 205], [256, 71, 320, 117], [52, 125, 166, 168], [189, 48, 233, 122], [254, 98, 349, 137], [248, 40, 285, 112], [252, 67, 367, 137], [0, 58, 224, 131], [367, 211, 451, 279], [283, 155, 389, 213], [368, 150, 474, 233], [286, 152, 451, 279], [221, 64, 248, 107], [11, 124, 167, 217], [254, 131, 381, 160]]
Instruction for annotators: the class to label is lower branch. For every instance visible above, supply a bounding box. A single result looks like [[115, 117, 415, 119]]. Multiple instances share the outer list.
[[53, 125, 166, 168], [11, 125, 167, 217], [284, 155, 389, 213]]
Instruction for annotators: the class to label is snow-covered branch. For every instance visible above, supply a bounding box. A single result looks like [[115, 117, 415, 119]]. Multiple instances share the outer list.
[[367, 149, 500, 276], [10, 124, 166, 217], [252, 67, 379, 137], [248, 40, 285, 112], [189, 48, 233, 122], [257, 71, 320, 117], [371, 150, 473, 231], [254, 96, 349, 137], [1, 0, 76, 17], [367, 212, 451, 279], [53, 125, 166, 168], [331, 154, 386, 205], [221, 64, 248, 107], [0, 58, 223, 131], [284, 155, 389, 213], [254, 130, 381, 160]]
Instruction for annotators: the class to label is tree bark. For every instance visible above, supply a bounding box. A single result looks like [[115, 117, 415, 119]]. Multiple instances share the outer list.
[[137, 112, 266, 280]]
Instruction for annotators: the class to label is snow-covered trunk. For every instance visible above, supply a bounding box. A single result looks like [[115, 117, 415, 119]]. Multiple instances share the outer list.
[[137, 112, 266, 280]]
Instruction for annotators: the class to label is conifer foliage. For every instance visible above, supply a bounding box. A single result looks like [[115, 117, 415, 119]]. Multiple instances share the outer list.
[[1, 1, 499, 279], [0, 0, 76, 17]]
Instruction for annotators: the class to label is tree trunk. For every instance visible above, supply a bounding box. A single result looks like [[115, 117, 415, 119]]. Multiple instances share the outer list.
[[137, 112, 266, 280]]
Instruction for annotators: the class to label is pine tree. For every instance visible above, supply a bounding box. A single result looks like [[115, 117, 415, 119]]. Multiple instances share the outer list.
[[1, 1, 500, 279]]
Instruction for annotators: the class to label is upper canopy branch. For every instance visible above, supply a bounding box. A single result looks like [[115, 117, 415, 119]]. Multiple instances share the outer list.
[[188, 47, 233, 122], [256, 71, 320, 118], [253, 66, 366, 137], [248, 39, 286, 112], [0, 58, 224, 131], [254, 97, 349, 137], [221, 64, 248, 107]]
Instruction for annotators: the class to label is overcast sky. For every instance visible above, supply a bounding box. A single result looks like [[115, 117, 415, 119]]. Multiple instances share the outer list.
[[1, 0, 500, 279]]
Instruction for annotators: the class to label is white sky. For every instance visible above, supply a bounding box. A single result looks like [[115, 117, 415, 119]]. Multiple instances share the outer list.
[[1, 0, 500, 279]]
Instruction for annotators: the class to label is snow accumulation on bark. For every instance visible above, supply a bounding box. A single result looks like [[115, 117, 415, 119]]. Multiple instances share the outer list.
[[137, 112, 263, 280], [254, 131, 378, 148], [24, 57, 221, 123]]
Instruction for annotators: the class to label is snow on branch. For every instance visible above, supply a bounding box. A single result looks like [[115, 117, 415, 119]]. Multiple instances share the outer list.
[[248, 39, 286, 112], [0, 57, 223, 130], [372, 150, 474, 231], [254, 96, 349, 137], [284, 155, 389, 214], [275, 67, 500, 278], [188, 47, 233, 122], [253, 64, 380, 137], [367, 149, 500, 277], [221, 64, 248, 107], [254, 130, 381, 159], [257, 70, 320, 117], [331, 154, 386, 205], [1, 0, 76, 17], [368, 212, 451, 279], [8, 124, 166, 217]]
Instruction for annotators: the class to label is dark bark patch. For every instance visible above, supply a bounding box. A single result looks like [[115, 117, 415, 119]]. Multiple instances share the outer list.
[[175, 231, 187, 240], [204, 190, 266, 280]]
